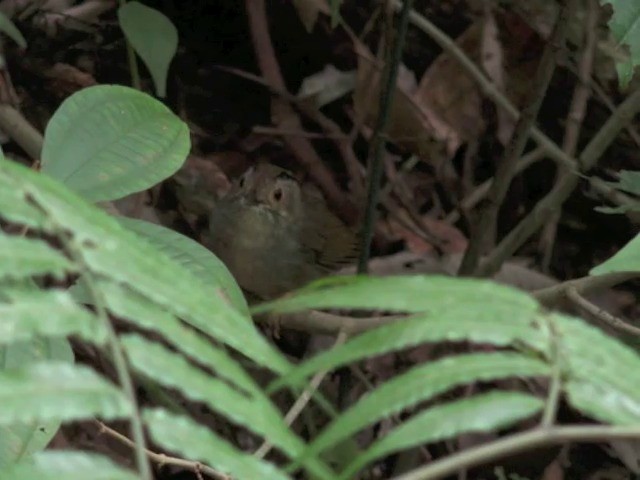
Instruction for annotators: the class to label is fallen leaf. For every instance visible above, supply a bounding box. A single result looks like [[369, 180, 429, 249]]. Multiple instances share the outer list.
[[298, 64, 356, 108], [352, 39, 450, 168], [292, 0, 329, 32]]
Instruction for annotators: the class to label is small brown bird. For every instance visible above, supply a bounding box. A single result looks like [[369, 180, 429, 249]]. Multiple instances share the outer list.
[[207, 163, 359, 300]]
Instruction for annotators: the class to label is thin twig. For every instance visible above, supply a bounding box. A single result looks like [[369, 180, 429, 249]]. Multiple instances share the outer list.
[[458, 0, 576, 276], [253, 308, 405, 335], [566, 287, 640, 337], [444, 148, 547, 224], [477, 86, 640, 277], [96, 421, 229, 480], [383, 155, 446, 249], [567, 60, 640, 149], [392, 1, 578, 174], [357, 0, 414, 273], [252, 125, 349, 140], [255, 331, 349, 459], [393, 0, 639, 224], [216, 65, 366, 199], [539, 0, 598, 272], [533, 271, 639, 306], [390, 425, 640, 480], [244, 0, 358, 222]]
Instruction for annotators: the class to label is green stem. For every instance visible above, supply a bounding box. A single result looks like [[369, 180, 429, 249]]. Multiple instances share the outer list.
[[357, 0, 414, 273], [63, 235, 152, 480], [540, 316, 561, 428], [534, 271, 639, 306], [117, 0, 142, 91], [126, 41, 142, 91]]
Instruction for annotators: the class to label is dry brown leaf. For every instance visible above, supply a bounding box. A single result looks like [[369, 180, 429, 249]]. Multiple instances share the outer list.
[[416, 22, 487, 153], [480, 9, 514, 144], [385, 215, 468, 254], [414, 10, 543, 150], [352, 40, 449, 168]]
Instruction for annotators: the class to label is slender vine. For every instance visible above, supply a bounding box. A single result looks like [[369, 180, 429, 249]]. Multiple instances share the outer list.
[[357, 0, 414, 273]]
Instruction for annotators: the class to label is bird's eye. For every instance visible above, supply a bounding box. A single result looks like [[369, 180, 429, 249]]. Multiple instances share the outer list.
[[273, 188, 283, 202]]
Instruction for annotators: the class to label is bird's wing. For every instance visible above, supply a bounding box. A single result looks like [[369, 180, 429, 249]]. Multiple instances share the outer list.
[[301, 189, 360, 271]]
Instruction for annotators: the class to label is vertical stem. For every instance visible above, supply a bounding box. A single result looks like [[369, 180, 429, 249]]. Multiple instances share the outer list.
[[126, 41, 142, 91], [117, 0, 142, 91], [357, 0, 414, 273], [539, 0, 598, 271]]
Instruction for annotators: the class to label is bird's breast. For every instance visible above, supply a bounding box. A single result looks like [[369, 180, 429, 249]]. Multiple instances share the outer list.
[[208, 203, 316, 298]]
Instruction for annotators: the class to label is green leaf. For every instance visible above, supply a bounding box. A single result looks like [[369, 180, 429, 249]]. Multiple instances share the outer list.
[[125, 336, 334, 479], [4, 451, 139, 480], [306, 353, 549, 458], [0, 235, 74, 280], [595, 205, 638, 214], [329, 0, 342, 28], [0, 177, 48, 229], [118, 2, 178, 98], [121, 335, 305, 460], [610, 170, 640, 195], [144, 409, 291, 480], [98, 280, 259, 396], [0, 159, 290, 375], [0, 338, 73, 468], [0, 337, 73, 370], [590, 233, 640, 274], [0, 362, 130, 424], [118, 217, 249, 317], [553, 313, 640, 424], [255, 275, 538, 315], [600, 0, 640, 88], [0, 289, 105, 344], [269, 306, 549, 392], [41, 85, 189, 202], [339, 392, 544, 480], [0, 11, 26, 48], [67, 277, 91, 305]]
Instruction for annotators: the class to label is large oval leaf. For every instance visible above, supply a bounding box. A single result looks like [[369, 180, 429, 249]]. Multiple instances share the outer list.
[[41, 85, 189, 202]]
